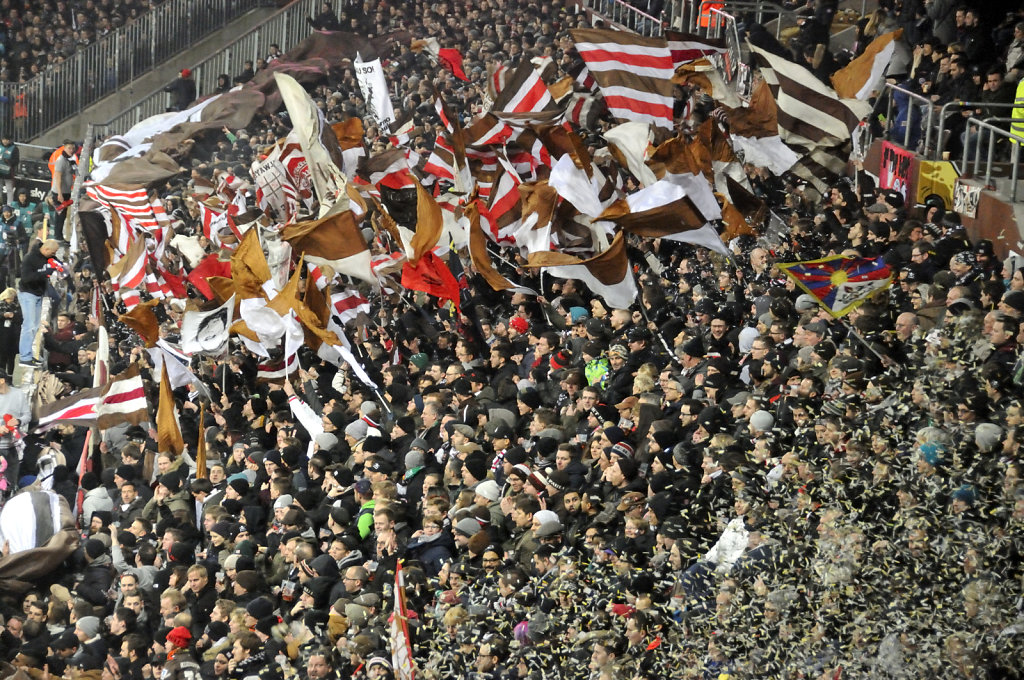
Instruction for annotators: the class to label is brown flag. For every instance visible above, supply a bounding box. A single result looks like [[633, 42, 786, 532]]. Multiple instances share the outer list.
[[195, 408, 208, 479], [118, 300, 161, 348], [156, 362, 185, 457], [649, 121, 713, 180], [720, 78, 779, 139], [281, 207, 367, 262], [604, 197, 708, 238], [231, 229, 271, 299], [466, 201, 517, 292], [409, 182, 444, 265]]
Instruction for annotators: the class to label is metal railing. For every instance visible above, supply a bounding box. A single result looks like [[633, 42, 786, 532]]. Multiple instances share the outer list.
[[707, 8, 748, 91], [877, 83, 1024, 162], [962, 117, 1024, 202], [104, 0, 323, 135], [590, 0, 665, 36], [670, 0, 800, 39], [880, 82, 936, 151], [0, 0, 271, 143], [934, 100, 1019, 161]]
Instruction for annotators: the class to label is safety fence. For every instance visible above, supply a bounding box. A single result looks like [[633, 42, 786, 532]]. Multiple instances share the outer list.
[[0, 0, 274, 142], [104, 0, 323, 135], [870, 82, 1024, 199], [962, 117, 1024, 202]]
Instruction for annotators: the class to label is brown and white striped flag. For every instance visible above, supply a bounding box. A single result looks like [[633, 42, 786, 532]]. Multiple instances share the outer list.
[[571, 28, 676, 129], [749, 43, 872, 150]]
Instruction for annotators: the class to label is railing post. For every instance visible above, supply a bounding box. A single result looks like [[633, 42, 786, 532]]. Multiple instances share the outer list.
[[923, 104, 934, 154], [903, 97, 913, 147], [1012, 141, 1020, 202], [985, 128, 996, 189]]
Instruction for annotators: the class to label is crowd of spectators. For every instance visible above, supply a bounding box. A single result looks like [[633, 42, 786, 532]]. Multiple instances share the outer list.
[[0, 1, 1022, 679], [0, 0, 163, 83]]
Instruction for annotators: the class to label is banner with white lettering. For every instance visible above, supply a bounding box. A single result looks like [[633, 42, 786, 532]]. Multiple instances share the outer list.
[[354, 53, 396, 135], [879, 141, 914, 200]]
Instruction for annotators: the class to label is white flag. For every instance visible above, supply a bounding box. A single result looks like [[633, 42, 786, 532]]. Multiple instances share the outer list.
[[181, 296, 235, 355], [354, 53, 397, 135]]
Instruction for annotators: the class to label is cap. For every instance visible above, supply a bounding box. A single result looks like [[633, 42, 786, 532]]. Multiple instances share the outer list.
[[181, 68, 192, 78], [475, 479, 500, 502], [682, 338, 704, 358], [726, 391, 751, 407], [616, 491, 646, 512], [804, 321, 828, 336], [484, 420, 513, 439]]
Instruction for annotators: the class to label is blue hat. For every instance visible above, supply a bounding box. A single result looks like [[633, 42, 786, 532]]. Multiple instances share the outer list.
[[919, 441, 945, 466], [951, 484, 976, 506], [569, 307, 589, 323]]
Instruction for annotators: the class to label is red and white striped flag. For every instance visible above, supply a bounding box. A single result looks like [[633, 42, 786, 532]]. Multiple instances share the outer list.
[[257, 354, 299, 382], [567, 92, 606, 129], [464, 113, 514, 148], [390, 561, 415, 680], [422, 134, 457, 183], [487, 63, 509, 102], [388, 110, 416, 148], [35, 387, 104, 431], [492, 60, 555, 115], [307, 262, 332, 290], [568, 61, 598, 93], [107, 233, 147, 293], [362, 148, 417, 190], [331, 289, 371, 326], [97, 364, 150, 429], [85, 182, 171, 245], [197, 202, 225, 247], [664, 31, 727, 68], [481, 155, 522, 244], [571, 28, 676, 129], [119, 288, 141, 311]]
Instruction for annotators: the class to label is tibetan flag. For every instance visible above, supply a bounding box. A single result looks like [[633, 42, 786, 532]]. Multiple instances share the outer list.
[[777, 255, 892, 317]]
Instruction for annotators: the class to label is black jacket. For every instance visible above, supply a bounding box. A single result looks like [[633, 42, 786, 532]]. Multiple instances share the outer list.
[[19, 242, 49, 295]]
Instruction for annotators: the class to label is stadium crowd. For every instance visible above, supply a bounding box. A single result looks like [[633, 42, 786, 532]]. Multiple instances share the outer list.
[[0, 0, 166, 83], [0, 1, 1022, 679]]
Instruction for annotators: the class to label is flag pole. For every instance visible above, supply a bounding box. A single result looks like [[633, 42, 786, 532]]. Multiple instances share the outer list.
[[839, 318, 902, 373]]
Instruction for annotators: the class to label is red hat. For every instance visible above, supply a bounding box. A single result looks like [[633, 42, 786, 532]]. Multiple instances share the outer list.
[[181, 68, 192, 78], [167, 626, 192, 648], [509, 316, 529, 333]]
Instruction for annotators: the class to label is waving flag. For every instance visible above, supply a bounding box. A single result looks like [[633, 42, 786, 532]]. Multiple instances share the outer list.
[[664, 31, 727, 68], [390, 561, 415, 680], [831, 29, 903, 100], [749, 43, 871, 150], [571, 28, 675, 129], [777, 255, 893, 317], [35, 387, 104, 431]]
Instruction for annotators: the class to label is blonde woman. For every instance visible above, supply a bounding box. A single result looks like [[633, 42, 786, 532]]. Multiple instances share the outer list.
[[0, 287, 21, 374]]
